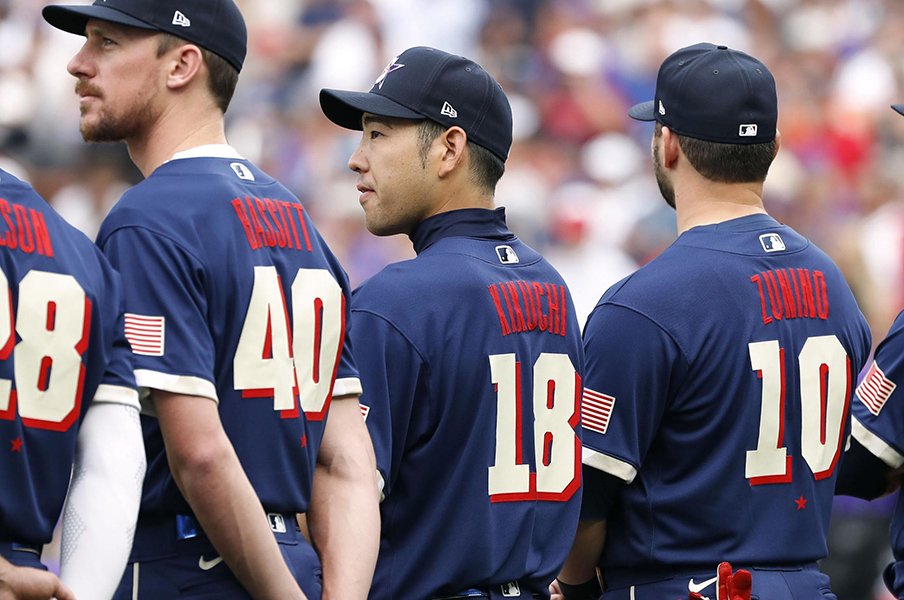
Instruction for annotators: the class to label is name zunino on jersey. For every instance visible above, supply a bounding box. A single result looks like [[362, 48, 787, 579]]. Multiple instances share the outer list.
[[488, 280, 568, 336], [750, 267, 829, 325], [231, 196, 313, 252]]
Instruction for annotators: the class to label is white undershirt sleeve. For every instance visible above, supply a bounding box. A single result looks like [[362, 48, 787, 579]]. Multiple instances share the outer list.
[[59, 402, 145, 600]]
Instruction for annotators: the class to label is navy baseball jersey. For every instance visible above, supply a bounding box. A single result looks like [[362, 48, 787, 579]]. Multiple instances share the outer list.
[[581, 214, 870, 571], [849, 310, 904, 597], [353, 208, 584, 600], [95, 147, 361, 517], [0, 168, 138, 545]]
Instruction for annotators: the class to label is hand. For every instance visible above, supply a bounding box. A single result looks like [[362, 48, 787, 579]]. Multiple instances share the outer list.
[[717, 562, 752, 600], [549, 578, 565, 600], [0, 561, 75, 600]]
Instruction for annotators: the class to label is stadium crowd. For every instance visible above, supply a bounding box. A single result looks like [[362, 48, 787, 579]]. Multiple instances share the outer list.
[[0, 0, 902, 597]]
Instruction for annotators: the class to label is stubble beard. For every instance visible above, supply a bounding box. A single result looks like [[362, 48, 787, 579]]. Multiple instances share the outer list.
[[79, 95, 155, 143], [653, 144, 676, 209]]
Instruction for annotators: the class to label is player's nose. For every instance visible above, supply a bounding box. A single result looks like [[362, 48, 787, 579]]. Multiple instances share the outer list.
[[67, 44, 93, 79], [347, 142, 366, 174]]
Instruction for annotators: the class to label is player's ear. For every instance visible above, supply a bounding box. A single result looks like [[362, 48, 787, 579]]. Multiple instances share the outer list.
[[166, 43, 204, 91], [661, 126, 680, 168], [436, 126, 467, 178]]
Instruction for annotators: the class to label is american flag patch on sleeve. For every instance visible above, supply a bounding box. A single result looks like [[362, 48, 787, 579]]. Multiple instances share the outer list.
[[856, 361, 897, 416], [360, 403, 370, 422], [582, 387, 615, 435], [124, 313, 166, 357]]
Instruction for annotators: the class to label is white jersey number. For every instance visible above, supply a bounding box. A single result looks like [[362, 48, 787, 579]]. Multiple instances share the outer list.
[[488, 352, 580, 502], [0, 270, 88, 431], [233, 266, 344, 420], [746, 335, 851, 484]]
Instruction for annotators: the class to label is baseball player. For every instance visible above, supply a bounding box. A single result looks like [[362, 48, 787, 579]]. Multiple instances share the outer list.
[[320, 46, 585, 600], [555, 43, 871, 599], [837, 309, 904, 596], [0, 166, 144, 600], [42, 0, 379, 598]]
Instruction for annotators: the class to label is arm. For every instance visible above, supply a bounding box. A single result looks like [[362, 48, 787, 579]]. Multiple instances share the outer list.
[[836, 436, 900, 499], [154, 390, 306, 600], [60, 402, 145, 600], [0, 556, 74, 600], [554, 520, 606, 599], [307, 395, 380, 600]]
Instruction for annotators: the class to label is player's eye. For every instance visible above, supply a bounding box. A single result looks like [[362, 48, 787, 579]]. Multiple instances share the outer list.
[[368, 130, 383, 140]]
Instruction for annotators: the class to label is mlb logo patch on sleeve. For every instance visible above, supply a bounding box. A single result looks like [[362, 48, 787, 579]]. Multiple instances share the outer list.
[[856, 361, 897, 416], [124, 313, 166, 356], [582, 387, 615, 435]]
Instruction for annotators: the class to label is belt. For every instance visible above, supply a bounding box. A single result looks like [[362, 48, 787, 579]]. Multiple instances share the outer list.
[[603, 562, 819, 590], [433, 582, 537, 599], [0, 541, 42, 555], [131, 511, 300, 561]]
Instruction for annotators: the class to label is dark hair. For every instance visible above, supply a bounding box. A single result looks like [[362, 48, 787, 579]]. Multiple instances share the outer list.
[[157, 34, 239, 113], [656, 122, 777, 183], [416, 120, 505, 192]]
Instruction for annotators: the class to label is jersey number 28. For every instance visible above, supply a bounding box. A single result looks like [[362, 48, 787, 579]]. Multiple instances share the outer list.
[[0, 270, 88, 431]]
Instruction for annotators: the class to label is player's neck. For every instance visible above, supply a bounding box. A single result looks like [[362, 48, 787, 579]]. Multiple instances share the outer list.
[[126, 104, 228, 177], [674, 181, 767, 234]]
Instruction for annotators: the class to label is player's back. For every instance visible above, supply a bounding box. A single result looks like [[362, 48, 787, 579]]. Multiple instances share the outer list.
[[96, 155, 359, 517], [354, 220, 584, 599], [583, 214, 870, 573], [0, 167, 134, 544]]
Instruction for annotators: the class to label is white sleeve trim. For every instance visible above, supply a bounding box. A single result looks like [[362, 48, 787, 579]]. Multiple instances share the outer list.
[[93, 384, 140, 410], [582, 447, 638, 483], [134, 369, 218, 403], [332, 376, 362, 398], [851, 416, 904, 469]]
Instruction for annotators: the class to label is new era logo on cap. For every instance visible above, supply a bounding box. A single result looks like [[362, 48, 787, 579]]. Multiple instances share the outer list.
[[172, 10, 190, 27], [441, 101, 457, 118]]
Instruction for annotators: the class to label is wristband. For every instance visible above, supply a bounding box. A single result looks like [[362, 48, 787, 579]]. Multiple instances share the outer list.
[[557, 576, 602, 600]]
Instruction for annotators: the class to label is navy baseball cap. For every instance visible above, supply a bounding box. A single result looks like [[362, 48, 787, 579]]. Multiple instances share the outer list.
[[892, 104, 904, 117], [42, 0, 247, 73], [628, 43, 777, 144], [320, 46, 513, 163]]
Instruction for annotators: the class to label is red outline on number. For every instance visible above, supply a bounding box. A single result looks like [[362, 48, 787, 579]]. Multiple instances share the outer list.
[[749, 347, 792, 486], [0, 284, 14, 420], [22, 297, 91, 432], [278, 275, 300, 419], [534, 371, 582, 502], [304, 293, 346, 422], [814, 356, 851, 481]]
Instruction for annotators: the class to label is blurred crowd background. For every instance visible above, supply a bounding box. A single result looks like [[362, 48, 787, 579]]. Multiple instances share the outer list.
[[4, 0, 904, 597]]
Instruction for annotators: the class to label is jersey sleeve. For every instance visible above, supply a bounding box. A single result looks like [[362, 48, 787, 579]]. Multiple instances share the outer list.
[[850, 312, 904, 469], [99, 227, 217, 403], [350, 307, 425, 499], [92, 288, 140, 410], [580, 302, 687, 483]]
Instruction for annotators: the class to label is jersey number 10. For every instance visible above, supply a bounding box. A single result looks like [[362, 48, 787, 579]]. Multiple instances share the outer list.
[[746, 334, 851, 485], [488, 352, 581, 502]]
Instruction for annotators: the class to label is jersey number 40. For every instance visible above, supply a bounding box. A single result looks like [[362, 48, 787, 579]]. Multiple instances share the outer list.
[[488, 353, 581, 502], [746, 334, 851, 484], [0, 270, 88, 431], [233, 266, 344, 421]]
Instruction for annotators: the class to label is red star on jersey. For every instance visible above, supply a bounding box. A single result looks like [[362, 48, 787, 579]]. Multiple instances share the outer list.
[[300, 435, 307, 448], [794, 495, 807, 510], [10, 437, 22, 452]]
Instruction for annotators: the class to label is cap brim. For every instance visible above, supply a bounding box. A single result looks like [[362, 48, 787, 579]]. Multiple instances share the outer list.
[[42, 4, 156, 36], [892, 104, 904, 118], [319, 89, 425, 131], [628, 100, 656, 121]]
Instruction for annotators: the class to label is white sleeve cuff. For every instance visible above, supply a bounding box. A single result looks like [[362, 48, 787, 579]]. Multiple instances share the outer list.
[[851, 416, 904, 469], [582, 447, 638, 483]]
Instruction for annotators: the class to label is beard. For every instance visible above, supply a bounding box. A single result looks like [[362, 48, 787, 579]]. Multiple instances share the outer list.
[[77, 83, 156, 143], [652, 141, 676, 209]]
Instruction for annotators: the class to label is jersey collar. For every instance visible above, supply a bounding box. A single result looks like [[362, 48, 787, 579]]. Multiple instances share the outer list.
[[169, 144, 245, 161], [409, 207, 513, 255]]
